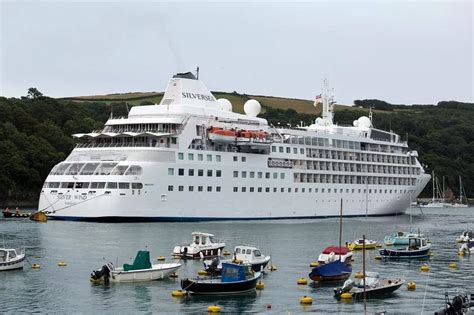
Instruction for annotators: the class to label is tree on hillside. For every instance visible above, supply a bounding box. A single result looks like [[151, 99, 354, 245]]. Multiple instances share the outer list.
[[27, 87, 44, 99], [354, 99, 393, 111]]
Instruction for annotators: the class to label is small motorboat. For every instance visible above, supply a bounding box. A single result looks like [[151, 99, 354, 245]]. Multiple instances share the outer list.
[[90, 250, 181, 283], [456, 230, 473, 243], [318, 246, 353, 265], [181, 262, 261, 295], [459, 241, 474, 255], [334, 272, 405, 300], [2, 207, 31, 218], [349, 239, 378, 250], [434, 292, 474, 315], [0, 247, 25, 271], [203, 245, 270, 274], [173, 232, 225, 259], [379, 236, 431, 259], [384, 231, 422, 246], [309, 260, 352, 282]]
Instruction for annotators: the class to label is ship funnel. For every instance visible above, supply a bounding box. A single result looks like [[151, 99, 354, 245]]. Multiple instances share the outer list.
[[159, 72, 219, 108]]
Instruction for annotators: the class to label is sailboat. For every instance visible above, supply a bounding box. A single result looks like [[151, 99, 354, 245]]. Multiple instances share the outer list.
[[419, 171, 450, 208], [309, 199, 352, 282], [447, 176, 469, 208]]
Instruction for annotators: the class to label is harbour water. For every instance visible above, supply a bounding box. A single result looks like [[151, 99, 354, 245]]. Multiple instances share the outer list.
[[1, 207, 473, 314]]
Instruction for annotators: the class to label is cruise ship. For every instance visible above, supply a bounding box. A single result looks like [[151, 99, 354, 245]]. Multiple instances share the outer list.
[[38, 72, 431, 221]]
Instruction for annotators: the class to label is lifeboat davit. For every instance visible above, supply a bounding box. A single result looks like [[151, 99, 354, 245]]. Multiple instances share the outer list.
[[208, 127, 237, 143]]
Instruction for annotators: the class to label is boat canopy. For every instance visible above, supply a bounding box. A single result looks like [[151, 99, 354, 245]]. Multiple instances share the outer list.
[[310, 260, 351, 278], [322, 246, 349, 255], [221, 263, 247, 282], [123, 250, 152, 271]]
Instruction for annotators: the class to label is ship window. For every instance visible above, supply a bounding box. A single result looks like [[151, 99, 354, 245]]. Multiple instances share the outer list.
[[216, 155, 221, 162], [258, 187, 262, 192], [53, 163, 70, 175], [131, 183, 143, 189], [179, 186, 184, 191], [300, 148, 304, 154], [198, 169, 204, 176], [189, 169, 194, 176], [125, 165, 142, 175], [178, 168, 184, 176], [242, 187, 246, 192], [288, 188, 291, 192], [188, 153, 194, 160], [207, 154, 212, 162], [309, 188, 312, 193], [178, 153, 184, 160], [216, 186, 221, 192], [90, 182, 105, 189], [168, 185, 173, 191], [48, 182, 60, 188], [66, 163, 85, 175], [205, 186, 211, 192], [369, 189, 372, 193], [281, 188, 284, 192], [75, 182, 89, 189], [189, 186, 194, 192], [95, 163, 118, 175], [194, 236, 199, 244], [295, 188, 298, 193], [265, 172, 270, 179], [198, 186, 203, 192], [273, 173, 278, 179], [168, 168, 174, 175], [250, 187, 254, 192], [250, 172, 255, 178], [293, 148, 298, 154], [119, 182, 130, 189], [265, 187, 270, 192], [241, 156, 246, 162], [61, 182, 75, 189], [258, 172, 263, 178], [280, 173, 285, 179], [286, 147, 291, 153], [233, 156, 238, 162], [198, 154, 203, 161], [111, 165, 129, 175], [216, 170, 221, 177], [272, 146, 276, 152], [315, 188, 318, 192], [242, 171, 247, 178], [233, 171, 238, 178], [207, 170, 213, 177], [279, 146, 284, 153], [322, 188, 325, 193], [233, 187, 238, 192], [79, 163, 100, 175], [273, 187, 277, 192], [106, 182, 117, 189], [302, 188, 305, 193]]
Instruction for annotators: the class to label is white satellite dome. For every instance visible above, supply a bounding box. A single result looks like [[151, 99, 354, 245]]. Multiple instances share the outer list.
[[217, 98, 232, 111], [243, 99, 261, 117], [357, 116, 371, 128], [315, 117, 323, 125], [353, 120, 359, 127]]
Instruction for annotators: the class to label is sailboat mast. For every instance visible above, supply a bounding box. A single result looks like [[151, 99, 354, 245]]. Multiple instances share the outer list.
[[432, 171, 435, 203], [363, 234, 367, 312], [442, 176, 445, 202], [459, 176, 463, 203], [339, 199, 343, 261]]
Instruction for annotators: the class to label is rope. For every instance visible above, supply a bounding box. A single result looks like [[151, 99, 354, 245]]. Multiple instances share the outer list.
[[44, 193, 107, 214], [420, 269, 431, 314]]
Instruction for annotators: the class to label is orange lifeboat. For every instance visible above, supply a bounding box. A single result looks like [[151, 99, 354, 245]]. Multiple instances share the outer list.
[[208, 127, 237, 143]]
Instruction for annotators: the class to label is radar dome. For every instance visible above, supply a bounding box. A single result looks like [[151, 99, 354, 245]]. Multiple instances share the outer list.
[[217, 98, 232, 111], [353, 120, 359, 127], [357, 116, 371, 128], [244, 99, 261, 117], [315, 117, 323, 126]]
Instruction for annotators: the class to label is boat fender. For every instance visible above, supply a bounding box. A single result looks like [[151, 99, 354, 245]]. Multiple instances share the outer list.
[[199, 251, 204, 259], [207, 305, 221, 313]]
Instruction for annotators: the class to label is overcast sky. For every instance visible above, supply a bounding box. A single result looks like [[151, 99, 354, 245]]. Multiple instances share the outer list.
[[1, 0, 472, 105]]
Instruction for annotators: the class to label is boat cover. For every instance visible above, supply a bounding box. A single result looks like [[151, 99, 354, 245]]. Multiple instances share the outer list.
[[310, 260, 352, 277], [221, 263, 246, 282], [322, 246, 349, 255], [123, 250, 152, 271]]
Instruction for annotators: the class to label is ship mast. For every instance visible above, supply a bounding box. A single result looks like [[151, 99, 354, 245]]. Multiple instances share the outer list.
[[317, 79, 335, 126]]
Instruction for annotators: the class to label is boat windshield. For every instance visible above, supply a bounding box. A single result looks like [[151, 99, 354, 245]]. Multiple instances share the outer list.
[[0, 250, 6, 262], [8, 250, 16, 258], [253, 250, 261, 257], [209, 236, 216, 243], [194, 235, 200, 245]]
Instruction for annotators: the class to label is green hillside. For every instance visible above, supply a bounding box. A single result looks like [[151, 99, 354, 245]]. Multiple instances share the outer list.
[[1, 88, 473, 205]]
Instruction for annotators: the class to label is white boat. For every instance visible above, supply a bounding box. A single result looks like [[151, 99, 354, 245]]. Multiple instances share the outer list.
[[349, 239, 378, 250], [459, 242, 474, 255], [384, 231, 422, 246], [446, 176, 469, 208], [173, 232, 225, 259], [0, 248, 25, 271], [456, 230, 473, 243], [204, 245, 271, 273], [38, 71, 431, 221], [318, 246, 353, 265], [419, 171, 451, 208], [90, 251, 181, 283]]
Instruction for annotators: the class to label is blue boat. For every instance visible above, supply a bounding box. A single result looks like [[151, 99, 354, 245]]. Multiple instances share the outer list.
[[379, 236, 431, 259], [383, 231, 422, 246], [309, 260, 352, 282]]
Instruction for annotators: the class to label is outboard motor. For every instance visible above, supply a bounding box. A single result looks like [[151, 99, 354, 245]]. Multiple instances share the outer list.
[[434, 292, 474, 315], [342, 279, 355, 292], [90, 262, 113, 284]]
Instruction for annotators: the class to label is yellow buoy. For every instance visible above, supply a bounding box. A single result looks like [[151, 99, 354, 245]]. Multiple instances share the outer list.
[[340, 292, 352, 299], [268, 265, 277, 271], [407, 281, 416, 291], [309, 261, 319, 267], [297, 277, 308, 285], [31, 264, 41, 269], [157, 256, 166, 261], [458, 251, 465, 256], [171, 290, 185, 297], [374, 256, 382, 260], [222, 250, 231, 256], [58, 261, 67, 267], [198, 269, 208, 276], [207, 305, 221, 313], [354, 272, 364, 279], [169, 272, 178, 278], [420, 264, 430, 272], [256, 281, 265, 290], [300, 296, 313, 305], [449, 262, 457, 269]]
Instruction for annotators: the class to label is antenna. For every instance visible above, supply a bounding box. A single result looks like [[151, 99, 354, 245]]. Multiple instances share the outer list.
[[125, 102, 129, 114], [196, 66, 200, 80], [368, 106, 373, 126]]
